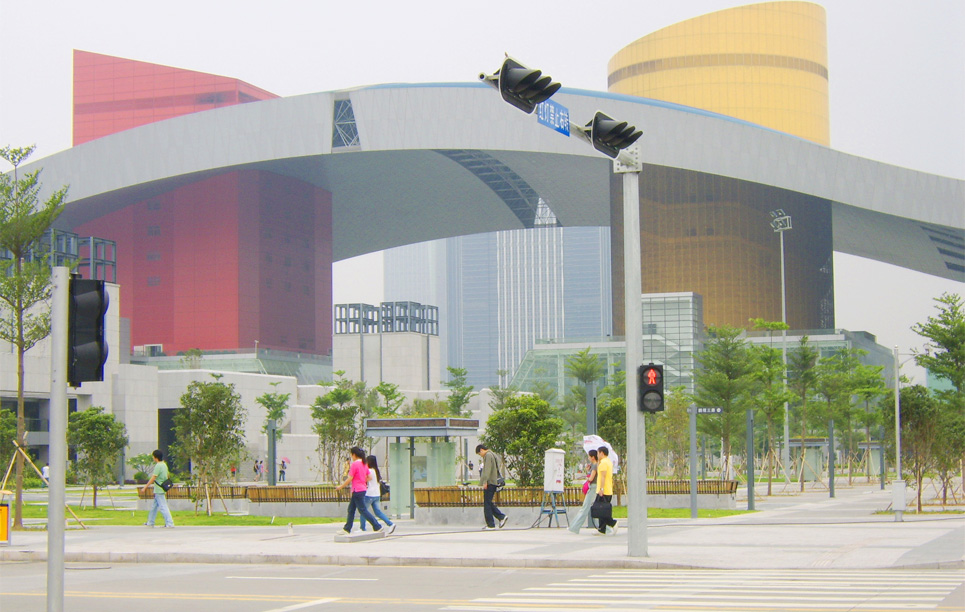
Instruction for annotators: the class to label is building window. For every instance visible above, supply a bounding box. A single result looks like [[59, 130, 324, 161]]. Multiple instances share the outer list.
[[284, 281, 292, 292], [283, 256, 292, 267], [147, 276, 161, 286], [146, 252, 161, 261], [147, 226, 161, 236], [265, 253, 273, 264], [147, 200, 161, 210], [266, 278, 273, 288], [332, 99, 360, 148]]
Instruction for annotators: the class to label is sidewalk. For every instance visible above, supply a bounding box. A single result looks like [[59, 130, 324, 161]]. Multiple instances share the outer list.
[[2, 484, 962, 570]]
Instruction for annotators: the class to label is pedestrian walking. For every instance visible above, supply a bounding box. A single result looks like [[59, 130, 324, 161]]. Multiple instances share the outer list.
[[279, 460, 287, 482], [253, 460, 259, 482], [476, 444, 508, 530], [258, 460, 267, 481], [335, 447, 382, 534], [142, 449, 174, 528], [594, 446, 617, 535], [568, 449, 599, 534], [358, 456, 395, 534], [41, 463, 50, 487]]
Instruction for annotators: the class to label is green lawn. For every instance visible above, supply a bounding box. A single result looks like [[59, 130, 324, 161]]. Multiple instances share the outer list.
[[611, 506, 751, 519], [20, 503, 341, 527]]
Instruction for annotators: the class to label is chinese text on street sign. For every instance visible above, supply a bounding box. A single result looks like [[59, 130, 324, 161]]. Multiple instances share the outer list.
[[537, 99, 570, 136]]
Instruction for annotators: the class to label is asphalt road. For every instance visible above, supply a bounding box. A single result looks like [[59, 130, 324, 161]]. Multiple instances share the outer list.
[[2, 562, 963, 612]]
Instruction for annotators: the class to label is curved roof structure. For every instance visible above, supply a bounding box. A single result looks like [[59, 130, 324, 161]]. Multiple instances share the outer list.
[[25, 82, 965, 281]]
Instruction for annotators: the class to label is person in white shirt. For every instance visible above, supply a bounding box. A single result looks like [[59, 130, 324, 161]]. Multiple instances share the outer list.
[[358, 455, 396, 534]]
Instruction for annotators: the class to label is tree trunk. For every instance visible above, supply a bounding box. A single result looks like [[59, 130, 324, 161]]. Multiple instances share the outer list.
[[799, 402, 808, 492], [766, 417, 775, 496], [14, 342, 25, 529]]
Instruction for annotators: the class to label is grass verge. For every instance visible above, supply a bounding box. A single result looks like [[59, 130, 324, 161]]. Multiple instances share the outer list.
[[20, 503, 341, 527]]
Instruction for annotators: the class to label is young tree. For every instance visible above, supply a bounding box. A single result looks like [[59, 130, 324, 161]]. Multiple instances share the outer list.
[[749, 344, 795, 494], [813, 348, 864, 484], [911, 292, 965, 502], [886, 385, 940, 512], [374, 381, 405, 415], [480, 394, 564, 486], [787, 336, 819, 491], [912, 292, 965, 395], [647, 386, 691, 479], [693, 326, 756, 480], [443, 366, 475, 415], [256, 382, 291, 442], [0, 408, 19, 481], [172, 377, 247, 515], [596, 395, 627, 453], [311, 371, 370, 482], [0, 145, 68, 528], [565, 347, 605, 429], [853, 363, 887, 483], [67, 407, 128, 507], [488, 370, 519, 412]]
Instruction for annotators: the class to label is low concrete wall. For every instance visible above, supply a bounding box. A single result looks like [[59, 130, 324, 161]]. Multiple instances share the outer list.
[[648, 493, 736, 510], [247, 500, 395, 519], [136, 497, 249, 513], [414, 493, 735, 526], [416, 506, 559, 528]]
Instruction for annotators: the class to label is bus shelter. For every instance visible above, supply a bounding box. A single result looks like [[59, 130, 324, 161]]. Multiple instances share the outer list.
[[365, 418, 479, 518]]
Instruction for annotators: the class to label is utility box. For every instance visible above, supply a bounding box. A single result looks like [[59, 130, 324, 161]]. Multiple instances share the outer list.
[[543, 449, 566, 492]]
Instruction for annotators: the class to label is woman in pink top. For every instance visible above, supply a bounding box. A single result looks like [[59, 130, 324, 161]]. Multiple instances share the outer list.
[[335, 447, 383, 534]]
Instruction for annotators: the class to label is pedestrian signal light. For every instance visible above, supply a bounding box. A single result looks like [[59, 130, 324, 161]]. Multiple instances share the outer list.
[[68, 277, 109, 387], [637, 363, 664, 413]]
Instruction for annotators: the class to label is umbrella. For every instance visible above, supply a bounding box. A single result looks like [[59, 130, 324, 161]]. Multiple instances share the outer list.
[[582, 434, 620, 473], [280, 457, 291, 464]]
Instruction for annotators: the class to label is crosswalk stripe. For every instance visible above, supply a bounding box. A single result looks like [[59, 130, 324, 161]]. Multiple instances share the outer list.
[[441, 569, 964, 612]]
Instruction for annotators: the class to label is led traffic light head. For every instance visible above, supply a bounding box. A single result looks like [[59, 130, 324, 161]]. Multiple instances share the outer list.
[[637, 363, 664, 413], [480, 57, 561, 114], [586, 111, 643, 158], [68, 277, 109, 387]]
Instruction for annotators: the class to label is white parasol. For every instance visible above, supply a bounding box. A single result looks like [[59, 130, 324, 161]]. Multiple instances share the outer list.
[[582, 434, 620, 473]]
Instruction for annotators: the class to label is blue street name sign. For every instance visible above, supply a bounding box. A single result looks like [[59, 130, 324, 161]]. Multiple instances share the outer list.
[[536, 99, 570, 136]]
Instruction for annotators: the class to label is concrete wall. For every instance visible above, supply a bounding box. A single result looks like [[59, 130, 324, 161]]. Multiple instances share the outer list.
[[334, 332, 441, 391]]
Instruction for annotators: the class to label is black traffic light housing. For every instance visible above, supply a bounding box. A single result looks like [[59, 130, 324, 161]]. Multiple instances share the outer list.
[[68, 277, 109, 387], [481, 58, 561, 114], [586, 111, 643, 158], [637, 363, 664, 413]]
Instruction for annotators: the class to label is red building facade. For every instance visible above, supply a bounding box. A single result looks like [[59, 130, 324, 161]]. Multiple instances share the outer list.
[[73, 50, 278, 145], [70, 52, 333, 356]]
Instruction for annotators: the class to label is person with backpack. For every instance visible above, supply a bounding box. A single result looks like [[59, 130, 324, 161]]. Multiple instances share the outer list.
[[358, 455, 396, 534], [476, 444, 508, 530]]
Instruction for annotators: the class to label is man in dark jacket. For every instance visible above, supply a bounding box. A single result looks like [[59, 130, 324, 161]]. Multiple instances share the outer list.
[[476, 444, 508, 530]]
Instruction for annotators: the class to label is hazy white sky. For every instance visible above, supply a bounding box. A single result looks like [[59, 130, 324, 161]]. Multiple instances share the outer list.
[[1, 0, 962, 382]]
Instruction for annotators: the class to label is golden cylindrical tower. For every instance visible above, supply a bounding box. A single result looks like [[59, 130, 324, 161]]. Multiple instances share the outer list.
[[608, 1, 829, 145]]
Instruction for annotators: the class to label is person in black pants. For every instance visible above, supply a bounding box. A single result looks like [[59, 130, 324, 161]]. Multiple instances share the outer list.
[[476, 444, 508, 530]]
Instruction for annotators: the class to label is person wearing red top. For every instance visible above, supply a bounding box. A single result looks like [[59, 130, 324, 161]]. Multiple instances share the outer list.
[[335, 447, 383, 534]]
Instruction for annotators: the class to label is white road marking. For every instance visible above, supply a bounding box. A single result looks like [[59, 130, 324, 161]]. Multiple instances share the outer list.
[[260, 598, 338, 612], [226, 576, 377, 581]]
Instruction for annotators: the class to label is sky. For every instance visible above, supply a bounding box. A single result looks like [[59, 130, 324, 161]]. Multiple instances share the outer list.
[[1, 0, 962, 382]]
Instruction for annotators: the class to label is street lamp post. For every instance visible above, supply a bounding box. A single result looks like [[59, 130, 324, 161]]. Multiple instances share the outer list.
[[891, 346, 919, 522], [770, 210, 792, 477]]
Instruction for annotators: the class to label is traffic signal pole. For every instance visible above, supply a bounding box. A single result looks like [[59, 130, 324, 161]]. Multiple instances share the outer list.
[[617, 149, 647, 557], [48, 266, 69, 612]]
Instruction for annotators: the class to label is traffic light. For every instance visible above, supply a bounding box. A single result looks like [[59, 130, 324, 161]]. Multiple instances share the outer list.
[[480, 58, 561, 114], [586, 111, 643, 158], [68, 277, 109, 387], [637, 363, 664, 413]]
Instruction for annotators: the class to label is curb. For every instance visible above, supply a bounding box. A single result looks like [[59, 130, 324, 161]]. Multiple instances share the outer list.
[[0, 549, 691, 569], [2, 549, 962, 571]]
